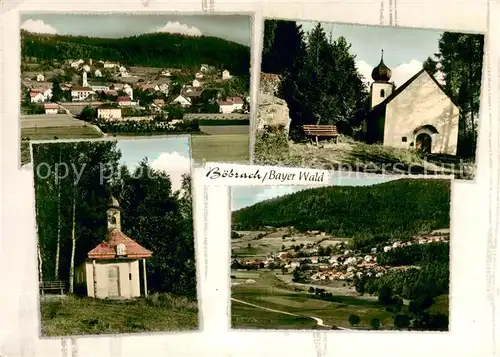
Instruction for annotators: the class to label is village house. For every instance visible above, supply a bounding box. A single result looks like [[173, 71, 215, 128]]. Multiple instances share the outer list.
[[76, 196, 152, 299], [43, 103, 59, 114], [104, 61, 117, 69], [30, 91, 45, 103], [152, 99, 165, 110], [195, 72, 204, 79], [61, 83, 72, 91], [94, 69, 103, 77], [71, 87, 94, 102], [192, 79, 202, 88], [222, 69, 231, 80], [82, 65, 91, 73], [97, 103, 122, 120], [70, 59, 84, 68], [117, 96, 133, 106], [363, 50, 459, 155], [200, 64, 209, 73], [217, 97, 244, 113], [184, 90, 203, 103], [172, 95, 191, 108], [36, 73, 45, 82], [161, 69, 171, 77], [91, 85, 110, 92]]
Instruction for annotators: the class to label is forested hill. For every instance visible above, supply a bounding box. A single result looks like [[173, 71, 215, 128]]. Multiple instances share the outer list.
[[232, 179, 451, 242], [21, 30, 250, 74]]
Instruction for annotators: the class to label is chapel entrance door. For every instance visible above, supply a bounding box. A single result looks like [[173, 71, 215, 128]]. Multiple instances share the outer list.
[[416, 133, 432, 153], [107, 266, 120, 297]]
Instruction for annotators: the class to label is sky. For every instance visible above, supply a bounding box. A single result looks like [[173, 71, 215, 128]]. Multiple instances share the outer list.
[[231, 173, 399, 211], [299, 21, 444, 86], [20, 13, 251, 46], [116, 136, 191, 192]]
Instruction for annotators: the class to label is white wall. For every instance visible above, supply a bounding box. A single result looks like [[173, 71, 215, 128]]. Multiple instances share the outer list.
[[85, 260, 141, 299], [383, 71, 459, 155], [371, 82, 394, 108]]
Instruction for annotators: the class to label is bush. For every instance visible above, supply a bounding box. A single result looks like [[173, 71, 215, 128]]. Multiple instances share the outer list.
[[348, 314, 361, 326], [393, 314, 411, 329], [378, 286, 393, 305], [370, 318, 381, 329]]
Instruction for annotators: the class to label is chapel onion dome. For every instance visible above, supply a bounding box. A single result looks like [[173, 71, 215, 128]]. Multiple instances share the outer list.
[[108, 195, 120, 209], [371, 49, 392, 82]]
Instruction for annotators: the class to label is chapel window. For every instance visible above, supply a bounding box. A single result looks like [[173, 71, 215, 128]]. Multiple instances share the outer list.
[[380, 89, 385, 98]]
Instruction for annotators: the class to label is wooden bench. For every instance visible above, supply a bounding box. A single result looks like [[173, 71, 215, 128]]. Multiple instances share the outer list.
[[39, 281, 66, 295], [303, 125, 339, 145]]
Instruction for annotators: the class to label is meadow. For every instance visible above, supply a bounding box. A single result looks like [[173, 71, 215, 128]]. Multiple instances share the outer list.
[[40, 293, 199, 336], [231, 270, 396, 329]]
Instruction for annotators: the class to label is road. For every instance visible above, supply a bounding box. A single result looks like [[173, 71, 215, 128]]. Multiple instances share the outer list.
[[231, 297, 352, 330]]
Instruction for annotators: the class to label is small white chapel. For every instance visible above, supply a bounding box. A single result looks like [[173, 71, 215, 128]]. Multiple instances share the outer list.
[[76, 195, 152, 299], [362, 50, 460, 155]]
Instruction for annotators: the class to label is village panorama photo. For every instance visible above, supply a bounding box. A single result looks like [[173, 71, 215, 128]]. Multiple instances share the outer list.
[[230, 176, 450, 330], [31, 136, 199, 336], [255, 20, 484, 180], [20, 13, 252, 168]]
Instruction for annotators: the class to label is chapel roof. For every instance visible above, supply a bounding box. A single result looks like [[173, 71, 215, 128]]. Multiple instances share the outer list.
[[87, 228, 153, 260]]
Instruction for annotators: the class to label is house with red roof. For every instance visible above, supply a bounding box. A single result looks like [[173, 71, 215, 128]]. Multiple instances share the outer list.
[[76, 196, 152, 299], [217, 96, 244, 113]]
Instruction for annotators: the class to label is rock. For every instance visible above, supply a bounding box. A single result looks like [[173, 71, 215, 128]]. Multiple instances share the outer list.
[[256, 93, 291, 135]]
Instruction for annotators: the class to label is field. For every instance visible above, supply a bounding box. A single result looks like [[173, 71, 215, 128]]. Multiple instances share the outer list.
[[191, 133, 249, 163], [232, 229, 348, 257], [19, 115, 249, 165], [40, 293, 199, 336], [255, 133, 475, 180], [231, 270, 395, 329]]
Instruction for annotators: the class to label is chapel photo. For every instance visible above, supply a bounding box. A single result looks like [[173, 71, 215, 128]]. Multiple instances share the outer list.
[[31, 136, 199, 336], [255, 20, 484, 180]]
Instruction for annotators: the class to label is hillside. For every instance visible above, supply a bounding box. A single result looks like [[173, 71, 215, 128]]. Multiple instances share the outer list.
[[21, 31, 250, 74], [232, 179, 451, 244]]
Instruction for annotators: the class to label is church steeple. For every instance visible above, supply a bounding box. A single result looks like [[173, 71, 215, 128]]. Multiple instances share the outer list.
[[371, 49, 392, 82], [106, 195, 121, 231]]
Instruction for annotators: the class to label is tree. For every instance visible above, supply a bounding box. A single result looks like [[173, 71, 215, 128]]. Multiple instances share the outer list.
[[348, 314, 361, 326], [370, 317, 381, 329], [79, 105, 97, 121], [435, 32, 484, 157], [393, 314, 411, 329], [51, 79, 64, 102], [422, 56, 438, 76], [378, 285, 393, 305]]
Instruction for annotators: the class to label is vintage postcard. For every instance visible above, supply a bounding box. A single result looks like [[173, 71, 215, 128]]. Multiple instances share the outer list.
[[30, 136, 199, 336], [20, 13, 252, 167], [255, 20, 484, 180], [230, 177, 451, 330]]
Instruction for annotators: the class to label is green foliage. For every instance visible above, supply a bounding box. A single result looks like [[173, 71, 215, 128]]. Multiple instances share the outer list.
[[393, 314, 410, 329], [79, 105, 97, 121], [21, 31, 250, 75], [262, 20, 369, 137], [377, 242, 449, 266], [378, 286, 393, 305], [348, 313, 361, 326], [232, 179, 451, 244], [370, 317, 381, 329], [22, 102, 45, 114], [435, 32, 484, 157]]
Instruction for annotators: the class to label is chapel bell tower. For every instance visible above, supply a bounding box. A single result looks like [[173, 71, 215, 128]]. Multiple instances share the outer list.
[[107, 195, 121, 231], [370, 49, 395, 109]]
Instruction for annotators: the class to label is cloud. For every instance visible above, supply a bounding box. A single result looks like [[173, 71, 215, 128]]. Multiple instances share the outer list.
[[356, 59, 446, 87], [21, 19, 57, 35], [150, 152, 191, 192], [154, 21, 202, 37]]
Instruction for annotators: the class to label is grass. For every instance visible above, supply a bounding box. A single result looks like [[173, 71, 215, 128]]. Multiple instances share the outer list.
[[40, 293, 198, 336], [191, 134, 249, 163], [254, 132, 475, 179], [231, 271, 395, 329], [20, 127, 103, 165], [232, 301, 320, 330]]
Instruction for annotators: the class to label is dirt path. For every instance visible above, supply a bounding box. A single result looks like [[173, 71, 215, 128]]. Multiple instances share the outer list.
[[231, 297, 351, 330]]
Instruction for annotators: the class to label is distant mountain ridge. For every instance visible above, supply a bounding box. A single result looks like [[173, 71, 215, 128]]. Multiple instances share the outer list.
[[21, 30, 250, 74], [232, 179, 451, 243]]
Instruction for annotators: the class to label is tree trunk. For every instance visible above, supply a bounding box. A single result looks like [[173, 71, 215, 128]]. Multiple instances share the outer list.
[[37, 239, 43, 284], [54, 179, 62, 280], [69, 195, 76, 294]]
